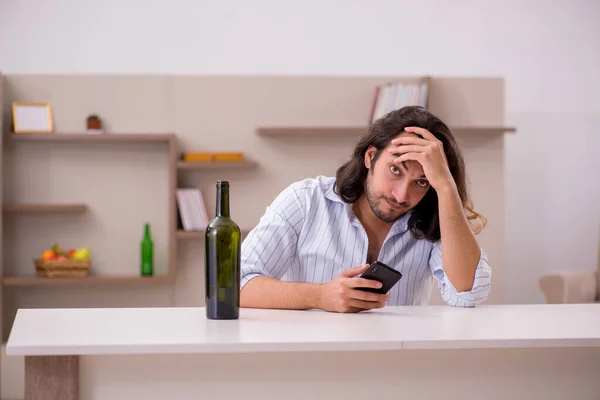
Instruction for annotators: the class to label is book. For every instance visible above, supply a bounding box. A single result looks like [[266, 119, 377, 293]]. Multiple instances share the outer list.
[[176, 188, 209, 231], [182, 152, 245, 162], [369, 80, 429, 124]]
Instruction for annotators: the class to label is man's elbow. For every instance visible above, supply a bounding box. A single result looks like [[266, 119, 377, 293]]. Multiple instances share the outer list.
[[454, 279, 475, 293], [239, 280, 257, 308], [442, 277, 491, 307], [456, 283, 491, 307], [447, 274, 476, 293], [451, 257, 486, 292], [239, 274, 269, 308]]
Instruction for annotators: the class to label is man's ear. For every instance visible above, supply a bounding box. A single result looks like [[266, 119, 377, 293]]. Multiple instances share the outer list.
[[364, 146, 376, 169]]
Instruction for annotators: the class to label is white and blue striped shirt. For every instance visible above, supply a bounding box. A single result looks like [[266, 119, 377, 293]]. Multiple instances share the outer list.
[[241, 176, 491, 307]]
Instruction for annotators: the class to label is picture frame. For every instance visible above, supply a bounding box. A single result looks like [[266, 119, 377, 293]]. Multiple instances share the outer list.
[[12, 102, 54, 133]]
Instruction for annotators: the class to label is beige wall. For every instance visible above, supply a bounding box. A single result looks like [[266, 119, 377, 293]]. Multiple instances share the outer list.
[[2, 74, 507, 313]]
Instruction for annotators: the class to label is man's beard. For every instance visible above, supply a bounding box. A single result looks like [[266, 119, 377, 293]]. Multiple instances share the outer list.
[[365, 179, 409, 223]]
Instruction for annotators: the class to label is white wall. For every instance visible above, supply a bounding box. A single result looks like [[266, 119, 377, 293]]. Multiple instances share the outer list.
[[1, 0, 599, 303], [1, 1, 599, 398]]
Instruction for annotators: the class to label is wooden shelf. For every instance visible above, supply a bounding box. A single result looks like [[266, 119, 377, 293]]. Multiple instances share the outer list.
[[177, 229, 252, 239], [451, 126, 517, 135], [257, 127, 366, 136], [2, 275, 173, 286], [8, 133, 175, 143], [2, 203, 88, 213], [256, 126, 516, 136], [177, 160, 257, 169]]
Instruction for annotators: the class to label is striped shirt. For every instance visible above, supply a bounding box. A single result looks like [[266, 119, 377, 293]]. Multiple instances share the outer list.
[[240, 176, 491, 307]]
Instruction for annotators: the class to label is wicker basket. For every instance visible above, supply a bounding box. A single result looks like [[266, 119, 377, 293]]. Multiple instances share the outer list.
[[34, 258, 91, 278]]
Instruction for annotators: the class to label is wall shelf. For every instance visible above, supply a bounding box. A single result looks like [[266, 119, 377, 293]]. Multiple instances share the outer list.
[[2, 203, 88, 213], [177, 160, 257, 170], [177, 229, 252, 239], [451, 126, 516, 135], [2, 275, 173, 286], [257, 127, 366, 136], [8, 133, 175, 143], [256, 126, 516, 136]]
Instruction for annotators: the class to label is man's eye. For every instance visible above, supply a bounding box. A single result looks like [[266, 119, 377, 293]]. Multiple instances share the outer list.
[[390, 165, 400, 175], [416, 180, 429, 188]]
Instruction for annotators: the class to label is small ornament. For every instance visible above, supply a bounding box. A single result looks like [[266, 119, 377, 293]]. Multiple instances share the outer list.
[[86, 114, 104, 134]]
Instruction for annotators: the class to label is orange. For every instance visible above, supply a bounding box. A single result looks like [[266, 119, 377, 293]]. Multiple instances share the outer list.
[[42, 250, 56, 260]]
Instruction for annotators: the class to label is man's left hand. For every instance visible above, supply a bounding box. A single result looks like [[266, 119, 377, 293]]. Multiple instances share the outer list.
[[388, 126, 455, 192]]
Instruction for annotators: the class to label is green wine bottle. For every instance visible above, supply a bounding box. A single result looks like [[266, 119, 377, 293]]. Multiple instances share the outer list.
[[205, 181, 241, 319], [141, 223, 154, 276]]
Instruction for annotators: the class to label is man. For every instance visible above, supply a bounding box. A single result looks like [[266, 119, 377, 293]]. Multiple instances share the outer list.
[[240, 106, 491, 312]]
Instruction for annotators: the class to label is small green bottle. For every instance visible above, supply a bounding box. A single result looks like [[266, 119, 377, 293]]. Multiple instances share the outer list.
[[141, 223, 153, 276]]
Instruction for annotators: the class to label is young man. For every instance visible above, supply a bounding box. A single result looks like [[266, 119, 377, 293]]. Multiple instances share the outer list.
[[240, 106, 491, 312]]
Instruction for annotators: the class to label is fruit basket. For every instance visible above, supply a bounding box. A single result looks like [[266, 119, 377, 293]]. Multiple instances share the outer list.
[[34, 258, 91, 278], [34, 243, 91, 278]]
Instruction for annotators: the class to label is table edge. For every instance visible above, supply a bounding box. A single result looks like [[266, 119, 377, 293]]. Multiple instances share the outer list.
[[6, 338, 600, 356]]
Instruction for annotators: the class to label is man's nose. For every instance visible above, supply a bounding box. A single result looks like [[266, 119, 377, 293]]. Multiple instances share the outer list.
[[392, 183, 409, 204]]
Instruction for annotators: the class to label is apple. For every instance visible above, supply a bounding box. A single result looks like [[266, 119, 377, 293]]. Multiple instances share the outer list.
[[73, 248, 90, 260]]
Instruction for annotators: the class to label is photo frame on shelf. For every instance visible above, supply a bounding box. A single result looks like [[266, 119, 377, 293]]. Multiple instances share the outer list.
[[12, 101, 54, 133]]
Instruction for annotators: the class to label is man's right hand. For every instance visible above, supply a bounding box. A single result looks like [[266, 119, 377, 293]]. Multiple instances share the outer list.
[[317, 264, 390, 313]]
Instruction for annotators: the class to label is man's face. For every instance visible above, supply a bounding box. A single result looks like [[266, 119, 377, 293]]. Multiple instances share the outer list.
[[364, 133, 431, 223]]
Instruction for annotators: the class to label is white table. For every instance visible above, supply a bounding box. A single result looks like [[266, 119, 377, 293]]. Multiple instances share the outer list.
[[6, 304, 600, 400]]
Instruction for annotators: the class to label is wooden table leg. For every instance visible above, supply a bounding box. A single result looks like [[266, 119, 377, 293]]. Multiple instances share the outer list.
[[25, 355, 78, 400]]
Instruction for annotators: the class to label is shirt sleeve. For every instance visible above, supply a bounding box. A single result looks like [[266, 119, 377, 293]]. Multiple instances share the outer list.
[[428, 240, 492, 307], [240, 184, 305, 289]]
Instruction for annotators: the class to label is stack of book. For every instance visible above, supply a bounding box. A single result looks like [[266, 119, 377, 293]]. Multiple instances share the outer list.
[[182, 152, 245, 162], [176, 188, 209, 231], [369, 81, 429, 124]]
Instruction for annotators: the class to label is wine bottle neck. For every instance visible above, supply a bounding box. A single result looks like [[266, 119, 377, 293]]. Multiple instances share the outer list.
[[143, 223, 151, 240], [216, 185, 230, 217]]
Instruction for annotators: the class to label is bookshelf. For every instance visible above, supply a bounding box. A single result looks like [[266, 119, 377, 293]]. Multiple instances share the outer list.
[[0, 75, 179, 341], [1, 133, 178, 291]]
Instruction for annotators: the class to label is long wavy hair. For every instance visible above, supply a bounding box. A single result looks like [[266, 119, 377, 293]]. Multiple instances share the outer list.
[[334, 105, 486, 242]]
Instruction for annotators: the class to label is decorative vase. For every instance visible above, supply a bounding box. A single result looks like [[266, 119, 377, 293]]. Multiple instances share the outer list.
[[86, 115, 104, 134]]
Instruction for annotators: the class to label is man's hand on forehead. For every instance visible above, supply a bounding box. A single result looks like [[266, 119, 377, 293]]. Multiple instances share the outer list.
[[387, 126, 454, 191]]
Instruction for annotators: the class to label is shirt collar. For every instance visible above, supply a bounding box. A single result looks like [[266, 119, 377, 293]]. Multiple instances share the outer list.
[[325, 184, 412, 234]]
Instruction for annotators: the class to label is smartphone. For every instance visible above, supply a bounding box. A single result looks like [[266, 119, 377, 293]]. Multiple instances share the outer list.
[[356, 261, 402, 294]]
